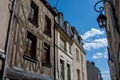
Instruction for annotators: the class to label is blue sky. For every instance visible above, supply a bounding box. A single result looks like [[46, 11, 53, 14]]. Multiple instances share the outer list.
[[48, 0, 110, 80]]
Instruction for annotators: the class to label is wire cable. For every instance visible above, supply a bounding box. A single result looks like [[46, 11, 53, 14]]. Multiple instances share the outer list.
[[55, 0, 59, 8]]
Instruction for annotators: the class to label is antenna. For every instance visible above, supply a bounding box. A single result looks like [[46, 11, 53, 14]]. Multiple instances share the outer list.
[[55, 0, 59, 8]]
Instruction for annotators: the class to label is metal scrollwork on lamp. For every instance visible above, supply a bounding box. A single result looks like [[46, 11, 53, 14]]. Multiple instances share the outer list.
[[94, 0, 120, 35], [94, 0, 108, 28]]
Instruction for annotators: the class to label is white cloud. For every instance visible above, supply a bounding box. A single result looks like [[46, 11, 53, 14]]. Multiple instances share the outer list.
[[101, 71, 110, 79], [101, 71, 110, 74], [92, 49, 108, 59], [83, 38, 108, 50], [81, 28, 105, 40]]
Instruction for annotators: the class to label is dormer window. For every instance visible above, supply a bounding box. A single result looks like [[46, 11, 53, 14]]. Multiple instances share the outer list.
[[28, 1, 38, 27]]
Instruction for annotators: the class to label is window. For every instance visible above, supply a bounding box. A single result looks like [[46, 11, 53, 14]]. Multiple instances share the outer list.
[[28, 0, 38, 27], [81, 54, 83, 70], [60, 37, 66, 51], [44, 16, 51, 37], [69, 43, 72, 53], [67, 64, 71, 80], [24, 31, 37, 62], [42, 43, 51, 67], [77, 69, 80, 80], [76, 49, 79, 62], [82, 72, 84, 80], [60, 59, 64, 80]]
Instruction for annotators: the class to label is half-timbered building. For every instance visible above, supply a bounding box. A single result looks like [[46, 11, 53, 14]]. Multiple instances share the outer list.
[[3, 0, 57, 79]]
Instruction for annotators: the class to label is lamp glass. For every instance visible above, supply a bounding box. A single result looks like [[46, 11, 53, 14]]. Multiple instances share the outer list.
[[97, 13, 107, 28]]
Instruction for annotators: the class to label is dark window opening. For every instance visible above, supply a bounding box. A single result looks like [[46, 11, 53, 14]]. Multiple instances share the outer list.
[[23, 31, 37, 63], [44, 16, 51, 37], [42, 43, 51, 67], [28, 0, 38, 27], [60, 59, 65, 80], [67, 64, 71, 80], [77, 69, 80, 80]]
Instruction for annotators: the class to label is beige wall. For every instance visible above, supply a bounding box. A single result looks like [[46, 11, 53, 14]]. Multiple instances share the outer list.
[[0, 0, 10, 50], [105, 0, 120, 79], [72, 42, 87, 80], [57, 32, 74, 80]]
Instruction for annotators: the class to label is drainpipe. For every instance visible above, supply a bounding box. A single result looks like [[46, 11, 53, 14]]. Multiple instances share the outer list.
[[3, 0, 16, 79], [54, 15, 56, 80], [53, 8, 58, 80]]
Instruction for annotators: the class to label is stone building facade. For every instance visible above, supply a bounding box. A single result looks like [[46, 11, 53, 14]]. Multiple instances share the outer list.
[[55, 12, 87, 80], [86, 61, 103, 80], [1, 0, 57, 79], [0, 0, 88, 80], [55, 12, 74, 80], [72, 27, 87, 80], [103, 0, 120, 80]]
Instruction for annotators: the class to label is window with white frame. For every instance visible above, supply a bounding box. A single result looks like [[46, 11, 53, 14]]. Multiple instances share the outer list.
[[60, 59, 65, 80], [77, 69, 80, 80], [76, 49, 79, 62], [81, 54, 83, 70], [69, 43, 72, 53], [60, 37, 66, 51], [67, 63, 71, 80]]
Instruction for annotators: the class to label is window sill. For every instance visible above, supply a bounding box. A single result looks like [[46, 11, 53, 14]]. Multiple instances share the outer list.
[[28, 18, 39, 27], [23, 55, 37, 63], [42, 63, 52, 68]]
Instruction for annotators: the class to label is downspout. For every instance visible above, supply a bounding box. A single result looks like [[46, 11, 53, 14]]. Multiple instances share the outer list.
[[53, 8, 58, 80], [3, 0, 16, 79], [54, 15, 56, 80]]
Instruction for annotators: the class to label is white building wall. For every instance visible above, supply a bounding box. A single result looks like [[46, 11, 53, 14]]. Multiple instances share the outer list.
[[57, 32, 73, 80], [72, 42, 87, 80], [0, 0, 10, 50]]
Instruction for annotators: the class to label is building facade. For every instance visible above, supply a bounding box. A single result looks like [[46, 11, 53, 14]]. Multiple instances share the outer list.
[[86, 61, 103, 80], [72, 27, 87, 80], [55, 12, 74, 80], [0, 0, 88, 80], [55, 12, 87, 80], [1, 0, 57, 79], [103, 0, 120, 80], [0, 0, 11, 79]]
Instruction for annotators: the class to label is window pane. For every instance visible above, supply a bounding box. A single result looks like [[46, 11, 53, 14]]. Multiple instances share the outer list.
[[25, 31, 37, 60], [67, 64, 71, 80], [28, 1, 38, 26], [60, 60, 64, 80], [60, 37, 66, 51], [76, 49, 79, 61], [42, 43, 50, 66], [77, 69, 80, 80], [44, 16, 51, 37]]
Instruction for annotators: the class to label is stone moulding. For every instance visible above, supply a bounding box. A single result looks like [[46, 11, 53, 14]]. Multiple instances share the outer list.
[[0, 49, 5, 59], [5, 67, 53, 80]]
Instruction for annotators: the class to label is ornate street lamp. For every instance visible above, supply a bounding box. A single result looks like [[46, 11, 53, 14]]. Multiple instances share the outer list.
[[94, 0, 113, 28], [97, 13, 107, 28]]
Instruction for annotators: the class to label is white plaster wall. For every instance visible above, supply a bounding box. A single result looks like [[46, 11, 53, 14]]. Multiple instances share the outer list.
[[0, 0, 10, 50], [57, 32, 73, 80], [72, 42, 87, 80]]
